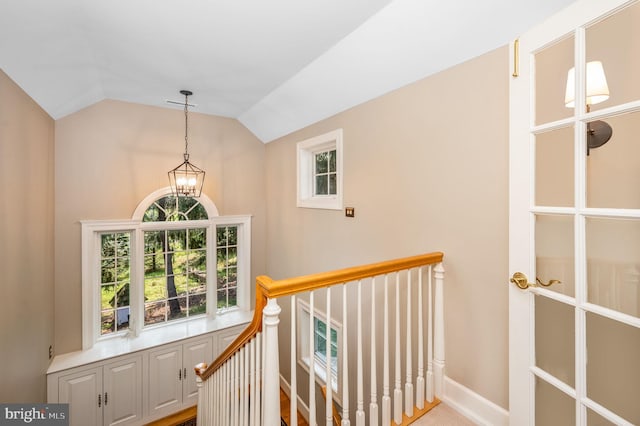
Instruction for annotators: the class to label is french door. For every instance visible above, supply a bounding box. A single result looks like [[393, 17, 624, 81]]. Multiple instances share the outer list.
[[509, 0, 640, 425]]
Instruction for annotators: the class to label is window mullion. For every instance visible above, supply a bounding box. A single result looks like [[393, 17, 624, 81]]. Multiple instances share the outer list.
[[132, 228, 144, 337], [207, 220, 216, 317]]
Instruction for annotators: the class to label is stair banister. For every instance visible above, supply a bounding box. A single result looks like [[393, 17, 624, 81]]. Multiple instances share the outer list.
[[196, 251, 445, 426]]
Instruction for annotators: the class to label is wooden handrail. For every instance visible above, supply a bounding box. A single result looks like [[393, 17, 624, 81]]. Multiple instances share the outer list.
[[196, 251, 444, 382], [196, 285, 267, 381], [258, 252, 443, 298]]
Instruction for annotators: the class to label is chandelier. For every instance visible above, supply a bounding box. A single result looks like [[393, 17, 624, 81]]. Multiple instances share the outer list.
[[168, 90, 205, 197]]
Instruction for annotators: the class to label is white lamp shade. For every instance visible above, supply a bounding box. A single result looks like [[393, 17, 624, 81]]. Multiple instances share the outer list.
[[565, 61, 610, 108]]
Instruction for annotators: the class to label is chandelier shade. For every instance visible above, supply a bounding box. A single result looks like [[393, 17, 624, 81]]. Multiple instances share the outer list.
[[168, 90, 205, 197], [168, 153, 205, 197]]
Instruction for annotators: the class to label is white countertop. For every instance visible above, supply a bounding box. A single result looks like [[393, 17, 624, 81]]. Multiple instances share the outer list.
[[47, 310, 253, 374]]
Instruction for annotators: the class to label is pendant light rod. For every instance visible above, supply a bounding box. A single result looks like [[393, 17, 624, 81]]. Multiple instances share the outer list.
[[182, 90, 190, 161]]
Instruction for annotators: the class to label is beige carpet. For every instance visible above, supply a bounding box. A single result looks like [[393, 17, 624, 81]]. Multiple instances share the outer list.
[[412, 403, 477, 426]]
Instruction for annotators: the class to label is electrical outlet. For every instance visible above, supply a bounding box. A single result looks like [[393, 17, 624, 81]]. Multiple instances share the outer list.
[[345, 207, 355, 217]]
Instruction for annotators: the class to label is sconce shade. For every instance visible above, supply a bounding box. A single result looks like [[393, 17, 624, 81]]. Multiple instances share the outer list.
[[565, 60, 610, 108], [168, 154, 205, 197]]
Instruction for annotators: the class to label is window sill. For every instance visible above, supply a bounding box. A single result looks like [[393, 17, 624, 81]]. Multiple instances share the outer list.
[[298, 356, 340, 405], [47, 310, 253, 374]]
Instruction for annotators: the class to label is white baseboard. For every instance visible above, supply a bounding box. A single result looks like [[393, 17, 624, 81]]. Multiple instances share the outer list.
[[280, 374, 311, 422], [442, 376, 509, 426], [280, 373, 508, 426]]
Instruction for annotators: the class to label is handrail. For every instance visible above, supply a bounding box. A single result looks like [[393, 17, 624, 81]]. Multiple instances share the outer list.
[[196, 286, 267, 381], [196, 251, 444, 382], [258, 252, 443, 298]]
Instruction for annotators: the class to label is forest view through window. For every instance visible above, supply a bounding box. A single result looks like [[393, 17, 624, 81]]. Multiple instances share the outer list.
[[95, 195, 245, 336]]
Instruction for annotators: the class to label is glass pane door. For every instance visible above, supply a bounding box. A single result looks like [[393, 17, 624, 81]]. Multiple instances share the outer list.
[[529, 2, 640, 424]]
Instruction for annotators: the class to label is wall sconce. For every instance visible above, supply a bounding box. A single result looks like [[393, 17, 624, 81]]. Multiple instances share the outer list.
[[168, 90, 205, 197], [565, 61, 612, 154]]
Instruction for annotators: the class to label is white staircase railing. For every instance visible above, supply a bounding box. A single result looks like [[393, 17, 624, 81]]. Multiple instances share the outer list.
[[196, 252, 445, 426]]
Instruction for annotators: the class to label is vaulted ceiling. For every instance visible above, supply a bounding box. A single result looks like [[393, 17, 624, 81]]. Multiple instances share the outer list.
[[0, 0, 576, 142]]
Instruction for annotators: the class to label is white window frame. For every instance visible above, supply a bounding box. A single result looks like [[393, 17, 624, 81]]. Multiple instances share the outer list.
[[296, 298, 342, 404], [296, 129, 343, 210], [81, 187, 251, 350]]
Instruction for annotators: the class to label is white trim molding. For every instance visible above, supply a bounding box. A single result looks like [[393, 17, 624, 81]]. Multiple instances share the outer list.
[[296, 129, 344, 210], [443, 376, 509, 426], [81, 190, 251, 350]]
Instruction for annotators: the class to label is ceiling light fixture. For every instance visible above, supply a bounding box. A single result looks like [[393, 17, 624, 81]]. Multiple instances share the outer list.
[[565, 61, 612, 155], [168, 90, 205, 197]]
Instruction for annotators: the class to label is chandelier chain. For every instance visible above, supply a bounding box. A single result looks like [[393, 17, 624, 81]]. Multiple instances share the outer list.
[[184, 92, 189, 158]]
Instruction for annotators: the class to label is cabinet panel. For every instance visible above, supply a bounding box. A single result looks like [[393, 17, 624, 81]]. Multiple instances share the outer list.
[[214, 324, 245, 359], [148, 345, 183, 417], [58, 368, 102, 426], [183, 338, 213, 403], [103, 356, 142, 426]]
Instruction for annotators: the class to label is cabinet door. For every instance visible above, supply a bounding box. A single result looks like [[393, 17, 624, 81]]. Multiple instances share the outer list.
[[213, 325, 245, 359], [183, 338, 213, 403], [103, 356, 142, 426], [148, 345, 182, 417], [58, 367, 103, 426]]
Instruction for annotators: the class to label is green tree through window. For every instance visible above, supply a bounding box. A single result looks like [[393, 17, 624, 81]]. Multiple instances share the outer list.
[[141, 196, 208, 327], [87, 190, 251, 345]]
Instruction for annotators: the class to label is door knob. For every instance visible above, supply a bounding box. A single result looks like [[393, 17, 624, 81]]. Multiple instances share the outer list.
[[510, 272, 561, 290]]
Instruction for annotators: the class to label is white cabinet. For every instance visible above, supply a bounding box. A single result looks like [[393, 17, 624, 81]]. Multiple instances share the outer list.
[[183, 338, 212, 402], [58, 367, 102, 426], [48, 321, 248, 425], [56, 355, 142, 426], [147, 337, 212, 418]]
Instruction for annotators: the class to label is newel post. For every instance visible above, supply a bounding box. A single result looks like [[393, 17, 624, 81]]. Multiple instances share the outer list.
[[433, 262, 446, 398], [262, 297, 282, 425]]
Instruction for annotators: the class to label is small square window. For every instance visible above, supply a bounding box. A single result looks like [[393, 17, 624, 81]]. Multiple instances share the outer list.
[[297, 129, 343, 210]]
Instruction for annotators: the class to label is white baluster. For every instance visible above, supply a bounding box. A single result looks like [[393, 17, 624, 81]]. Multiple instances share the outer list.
[[291, 295, 298, 426], [229, 358, 233, 424], [214, 370, 220, 424], [250, 337, 256, 426], [218, 366, 224, 424], [416, 267, 425, 410], [233, 353, 238, 426], [394, 272, 403, 425], [405, 270, 414, 417], [369, 277, 379, 426], [426, 265, 434, 403], [238, 345, 247, 425], [309, 292, 316, 426], [342, 284, 350, 426], [196, 375, 204, 425], [326, 287, 333, 426], [256, 332, 262, 426], [382, 275, 391, 426], [262, 297, 282, 426], [245, 345, 251, 426], [224, 360, 229, 424], [356, 280, 365, 426], [215, 367, 220, 425], [434, 262, 445, 399]]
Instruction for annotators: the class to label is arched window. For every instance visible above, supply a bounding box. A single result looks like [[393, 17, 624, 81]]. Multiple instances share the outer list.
[[81, 188, 251, 349]]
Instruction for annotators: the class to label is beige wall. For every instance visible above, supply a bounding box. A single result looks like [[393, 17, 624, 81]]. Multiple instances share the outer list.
[[54, 100, 267, 354], [265, 46, 510, 410], [0, 70, 55, 402]]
